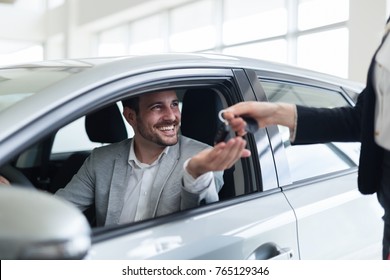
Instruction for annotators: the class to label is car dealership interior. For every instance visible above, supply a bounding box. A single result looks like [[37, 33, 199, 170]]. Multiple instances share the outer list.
[[2, 0, 390, 266], [0, 0, 389, 83]]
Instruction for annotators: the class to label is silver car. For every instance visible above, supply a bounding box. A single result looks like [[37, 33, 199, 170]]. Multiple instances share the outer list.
[[0, 53, 384, 259]]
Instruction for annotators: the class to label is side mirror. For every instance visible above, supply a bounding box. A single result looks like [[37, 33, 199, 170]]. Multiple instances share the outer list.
[[0, 187, 91, 259]]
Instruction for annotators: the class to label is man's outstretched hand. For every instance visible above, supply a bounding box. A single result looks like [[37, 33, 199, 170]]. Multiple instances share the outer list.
[[186, 136, 250, 179]]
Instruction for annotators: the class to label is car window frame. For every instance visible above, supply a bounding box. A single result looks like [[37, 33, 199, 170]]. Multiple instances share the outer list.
[[89, 68, 280, 240], [250, 70, 362, 188]]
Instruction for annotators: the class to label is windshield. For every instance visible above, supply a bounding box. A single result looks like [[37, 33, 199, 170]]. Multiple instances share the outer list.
[[0, 66, 90, 112]]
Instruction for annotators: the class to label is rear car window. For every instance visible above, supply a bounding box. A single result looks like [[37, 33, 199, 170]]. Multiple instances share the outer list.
[[261, 80, 360, 182]]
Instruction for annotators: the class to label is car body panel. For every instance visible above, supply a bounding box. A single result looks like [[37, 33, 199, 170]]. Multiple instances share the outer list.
[[88, 192, 298, 260], [283, 172, 383, 259]]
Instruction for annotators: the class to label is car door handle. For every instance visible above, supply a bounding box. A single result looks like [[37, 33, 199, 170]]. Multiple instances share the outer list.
[[247, 242, 294, 260]]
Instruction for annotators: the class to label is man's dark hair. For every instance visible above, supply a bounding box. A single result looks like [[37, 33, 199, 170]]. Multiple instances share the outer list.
[[122, 96, 140, 114], [122, 90, 177, 115]]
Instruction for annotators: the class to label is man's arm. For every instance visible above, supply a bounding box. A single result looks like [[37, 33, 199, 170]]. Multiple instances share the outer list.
[[185, 136, 250, 178], [180, 136, 249, 207], [182, 162, 223, 204], [54, 155, 96, 212]]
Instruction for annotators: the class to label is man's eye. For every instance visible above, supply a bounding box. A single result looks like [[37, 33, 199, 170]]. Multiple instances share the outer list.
[[151, 105, 162, 111]]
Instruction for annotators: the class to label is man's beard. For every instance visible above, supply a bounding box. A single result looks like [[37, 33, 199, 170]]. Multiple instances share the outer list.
[[137, 119, 179, 147]]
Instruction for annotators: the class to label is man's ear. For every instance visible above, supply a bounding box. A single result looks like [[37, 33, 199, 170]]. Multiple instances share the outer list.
[[123, 107, 136, 127]]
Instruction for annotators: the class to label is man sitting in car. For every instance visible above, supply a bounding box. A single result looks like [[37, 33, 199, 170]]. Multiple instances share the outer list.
[[54, 89, 250, 226]]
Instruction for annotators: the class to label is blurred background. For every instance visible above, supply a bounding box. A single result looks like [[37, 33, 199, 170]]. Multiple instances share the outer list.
[[0, 0, 389, 83]]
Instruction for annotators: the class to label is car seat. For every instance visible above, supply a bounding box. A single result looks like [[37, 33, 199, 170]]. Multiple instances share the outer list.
[[50, 103, 128, 226], [50, 103, 128, 192], [180, 88, 236, 199]]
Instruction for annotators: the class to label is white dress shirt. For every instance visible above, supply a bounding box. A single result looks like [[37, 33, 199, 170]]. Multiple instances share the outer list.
[[119, 140, 215, 223], [374, 24, 390, 151]]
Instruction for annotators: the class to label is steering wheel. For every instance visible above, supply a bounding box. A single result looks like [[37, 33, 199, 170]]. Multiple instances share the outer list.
[[0, 164, 35, 188]]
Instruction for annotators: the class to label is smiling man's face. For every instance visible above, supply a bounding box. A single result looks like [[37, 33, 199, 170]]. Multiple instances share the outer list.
[[127, 90, 181, 148]]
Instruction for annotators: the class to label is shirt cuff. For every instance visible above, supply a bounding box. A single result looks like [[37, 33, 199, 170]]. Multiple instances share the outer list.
[[289, 105, 298, 143], [183, 158, 213, 193]]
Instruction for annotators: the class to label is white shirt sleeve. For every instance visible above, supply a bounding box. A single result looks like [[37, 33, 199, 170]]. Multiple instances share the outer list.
[[182, 158, 214, 193], [289, 104, 298, 143]]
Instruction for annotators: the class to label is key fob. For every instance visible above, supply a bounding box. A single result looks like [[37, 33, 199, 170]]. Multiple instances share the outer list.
[[214, 122, 230, 144], [243, 117, 259, 133]]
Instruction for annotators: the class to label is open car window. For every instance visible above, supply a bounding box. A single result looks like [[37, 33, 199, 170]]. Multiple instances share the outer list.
[[4, 80, 262, 228]]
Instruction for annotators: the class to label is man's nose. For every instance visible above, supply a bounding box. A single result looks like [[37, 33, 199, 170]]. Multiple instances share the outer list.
[[163, 107, 177, 120]]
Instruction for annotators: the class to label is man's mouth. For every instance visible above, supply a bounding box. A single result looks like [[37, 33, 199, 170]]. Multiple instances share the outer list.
[[157, 124, 176, 132]]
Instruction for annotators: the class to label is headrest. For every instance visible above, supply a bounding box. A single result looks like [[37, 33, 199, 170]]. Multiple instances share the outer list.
[[181, 89, 222, 146], [85, 104, 128, 143]]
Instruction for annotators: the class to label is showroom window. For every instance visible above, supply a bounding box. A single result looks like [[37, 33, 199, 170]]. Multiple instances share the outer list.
[[96, 0, 350, 77], [298, 0, 349, 30], [97, 25, 130, 57], [296, 0, 349, 77], [169, 0, 217, 52], [13, 0, 46, 12], [48, 0, 65, 10], [223, 39, 287, 64], [297, 27, 348, 78], [129, 14, 166, 54], [0, 0, 46, 66], [222, 0, 287, 45]]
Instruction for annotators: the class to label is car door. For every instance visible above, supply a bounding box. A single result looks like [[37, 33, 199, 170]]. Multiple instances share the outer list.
[[251, 71, 384, 259], [86, 68, 299, 260]]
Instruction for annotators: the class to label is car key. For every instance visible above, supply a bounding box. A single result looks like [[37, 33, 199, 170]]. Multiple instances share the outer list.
[[214, 110, 232, 144], [214, 121, 230, 144], [214, 110, 259, 144], [242, 116, 259, 134]]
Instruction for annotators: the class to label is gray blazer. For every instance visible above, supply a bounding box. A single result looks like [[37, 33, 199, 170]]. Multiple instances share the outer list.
[[55, 136, 223, 226]]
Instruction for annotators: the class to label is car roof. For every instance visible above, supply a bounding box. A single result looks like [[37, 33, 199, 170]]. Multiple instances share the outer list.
[[0, 53, 364, 145], [1, 53, 364, 92]]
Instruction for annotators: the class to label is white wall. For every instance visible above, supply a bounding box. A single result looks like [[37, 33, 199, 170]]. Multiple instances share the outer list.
[[0, 5, 44, 41], [348, 0, 388, 83]]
